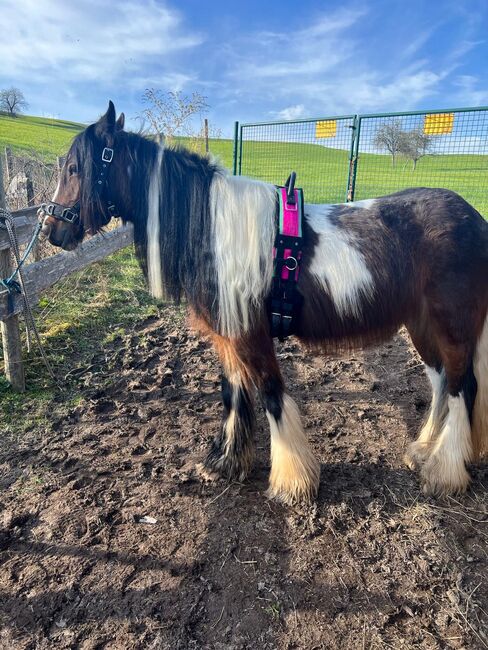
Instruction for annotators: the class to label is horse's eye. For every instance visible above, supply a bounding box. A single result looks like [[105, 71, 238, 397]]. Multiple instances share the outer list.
[[68, 163, 78, 176]]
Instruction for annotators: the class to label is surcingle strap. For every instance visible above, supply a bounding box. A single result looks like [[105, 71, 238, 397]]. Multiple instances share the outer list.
[[270, 174, 304, 341]]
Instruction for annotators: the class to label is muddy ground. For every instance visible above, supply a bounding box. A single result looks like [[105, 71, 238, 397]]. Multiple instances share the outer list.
[[1, 310, 487, 649]]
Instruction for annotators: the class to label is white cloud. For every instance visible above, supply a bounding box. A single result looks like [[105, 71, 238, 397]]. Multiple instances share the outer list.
[[453, 75, 488, 105], [219, 7, 469, 120], [274, 105, 306, 120], [0, 0, 203, 87], [227, 9, 362, 86]]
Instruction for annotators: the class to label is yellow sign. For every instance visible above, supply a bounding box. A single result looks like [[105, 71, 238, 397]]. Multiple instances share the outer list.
[[424, 113, 454, 135], [315, 120, 337, 138]]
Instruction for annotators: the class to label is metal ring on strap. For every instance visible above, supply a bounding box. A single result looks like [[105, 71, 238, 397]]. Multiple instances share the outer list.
[[284, 256, 298, 271]]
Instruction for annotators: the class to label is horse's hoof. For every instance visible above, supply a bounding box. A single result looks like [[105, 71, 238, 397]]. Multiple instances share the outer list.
[[195, 462, 222, 483], [420, 453, 471, 496], [266, 465, 320, 506], [202, 444, 254, 483], [404, 440, 433, 470]]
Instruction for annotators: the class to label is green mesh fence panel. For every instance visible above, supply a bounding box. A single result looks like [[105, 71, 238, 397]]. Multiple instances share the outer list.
[[236, 107, 488, 214], [238, 116, 355, 204], [354, 108, 488, 214]]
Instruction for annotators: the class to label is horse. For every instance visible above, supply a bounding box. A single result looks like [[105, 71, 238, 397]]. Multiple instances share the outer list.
[[39, 102, 488, 505]]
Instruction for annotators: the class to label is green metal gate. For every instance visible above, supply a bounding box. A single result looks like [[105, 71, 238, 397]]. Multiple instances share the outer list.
[[234, 106, 488, 214]]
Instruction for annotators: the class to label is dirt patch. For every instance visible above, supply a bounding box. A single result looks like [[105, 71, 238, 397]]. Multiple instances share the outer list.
[[1, 310, 487, 649]]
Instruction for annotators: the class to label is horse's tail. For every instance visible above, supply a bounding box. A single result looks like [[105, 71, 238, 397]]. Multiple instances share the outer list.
[[473, 307, 488, 457]]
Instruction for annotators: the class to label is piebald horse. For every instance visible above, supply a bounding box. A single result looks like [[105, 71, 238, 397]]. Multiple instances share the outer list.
[[40, 102, 488, 504]]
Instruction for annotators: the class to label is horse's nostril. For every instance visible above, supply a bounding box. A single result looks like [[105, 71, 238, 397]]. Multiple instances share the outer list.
[[40, 221, 52, 238]]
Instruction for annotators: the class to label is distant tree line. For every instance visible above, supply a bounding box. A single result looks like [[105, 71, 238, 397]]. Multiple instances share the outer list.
[[373, 119, 433, 170]]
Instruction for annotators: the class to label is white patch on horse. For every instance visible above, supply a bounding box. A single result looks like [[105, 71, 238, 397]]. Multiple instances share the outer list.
[[348, 198, 377, 209], [52, 178, 61, 202], [210, 171, 276, 337], [146, 146, 164, 299], [40, 178, 62, 236], [306, 203, 375, 319]]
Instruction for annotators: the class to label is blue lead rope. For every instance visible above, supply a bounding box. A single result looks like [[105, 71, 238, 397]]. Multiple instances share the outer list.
[[0, 221, 42, 294], [0, 209, 57, 383], [0, 208, 57, 382]]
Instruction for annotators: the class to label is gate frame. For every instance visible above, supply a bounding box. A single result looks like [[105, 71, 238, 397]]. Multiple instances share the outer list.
[[233, 104, 488, 203]]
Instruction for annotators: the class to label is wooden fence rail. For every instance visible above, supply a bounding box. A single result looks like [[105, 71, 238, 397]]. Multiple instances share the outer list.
[[0, 198, 134, 391]]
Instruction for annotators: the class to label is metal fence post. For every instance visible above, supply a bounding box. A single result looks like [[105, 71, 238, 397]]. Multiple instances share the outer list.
[[345, 115, 358, 202], [238, 124, 244, 175], [232, 121, 239, 175], [0, 155, 25, 391], [347, 116, 361, 202]]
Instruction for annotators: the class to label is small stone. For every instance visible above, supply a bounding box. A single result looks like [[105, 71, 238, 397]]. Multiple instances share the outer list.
[[137, 515, 158, 525]]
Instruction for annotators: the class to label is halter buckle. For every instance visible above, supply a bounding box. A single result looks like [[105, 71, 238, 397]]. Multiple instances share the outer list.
[[102, 147, 114, 163], [61, 207, 79, 224]]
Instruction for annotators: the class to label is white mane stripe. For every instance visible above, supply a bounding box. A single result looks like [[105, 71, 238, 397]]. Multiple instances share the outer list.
[[210, 171, 276, 338], [147, 146, 164, 299]]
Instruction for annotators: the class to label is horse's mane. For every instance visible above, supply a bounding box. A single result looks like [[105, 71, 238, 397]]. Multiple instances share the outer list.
[[138, 144, 220, 318], [72, 124, 276, 334]]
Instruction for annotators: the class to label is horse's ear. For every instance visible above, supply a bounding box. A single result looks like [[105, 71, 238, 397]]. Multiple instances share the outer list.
[[103, 100, 116, 126], [116, 112, 125, 131], [95, 101, 117, 142]]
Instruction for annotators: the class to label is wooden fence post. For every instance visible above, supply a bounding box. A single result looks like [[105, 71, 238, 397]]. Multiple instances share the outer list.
[[204, 118, 209, 153], [57, 156, 65, 179], [25, 163, 34, 207], [0, 155, 25, 391], [4, 147, 14, 184], [24, 162, 41, 262]]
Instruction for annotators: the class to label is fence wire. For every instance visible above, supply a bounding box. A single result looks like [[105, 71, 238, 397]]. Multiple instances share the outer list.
[[239, 116, 355, 204], [237, 107, 488, 214], [354, 108, 488, 214]]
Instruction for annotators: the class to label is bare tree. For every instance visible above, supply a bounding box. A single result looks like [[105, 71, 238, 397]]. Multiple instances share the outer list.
[[0, 87, 28, 117], [373, 119, 403, 167], [398, 128, 433, 171], [140, 89, 208, 144]]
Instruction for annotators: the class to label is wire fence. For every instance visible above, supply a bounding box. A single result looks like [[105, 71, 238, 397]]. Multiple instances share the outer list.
[[235, 106, 488, 214], [237, 116, 356, 204]]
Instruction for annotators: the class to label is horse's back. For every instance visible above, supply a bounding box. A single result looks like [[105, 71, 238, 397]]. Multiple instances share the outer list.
[[297, 188, 487, 347]]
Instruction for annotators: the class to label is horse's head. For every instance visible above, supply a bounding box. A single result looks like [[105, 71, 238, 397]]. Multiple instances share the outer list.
[[40, 101, 126, 250]]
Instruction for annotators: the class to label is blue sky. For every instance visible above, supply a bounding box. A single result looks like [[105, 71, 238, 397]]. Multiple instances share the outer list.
[[1, 0, 487, 135]]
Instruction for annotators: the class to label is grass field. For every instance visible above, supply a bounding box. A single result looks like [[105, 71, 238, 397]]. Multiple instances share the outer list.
[[239, 139, 488, 214], [0, 114, 84, 161], [1, 113, 486, 212]]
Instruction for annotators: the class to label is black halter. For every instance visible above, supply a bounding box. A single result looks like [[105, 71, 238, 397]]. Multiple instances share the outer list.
[[41, 147, 118, 225]]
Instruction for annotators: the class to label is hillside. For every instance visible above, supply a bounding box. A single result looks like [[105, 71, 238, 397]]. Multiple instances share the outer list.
[[238, 138, 488, 210], [0, 113, 486, 212], [0, 114, 84, 161], [0, 114, 235, 169]]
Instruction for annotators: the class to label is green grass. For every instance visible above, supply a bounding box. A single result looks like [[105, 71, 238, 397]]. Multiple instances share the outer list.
[[2, 113, 485, 212], [0, 246, 165, 433], [0, 113, 84, 161], [239, 139, 488, 214]]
